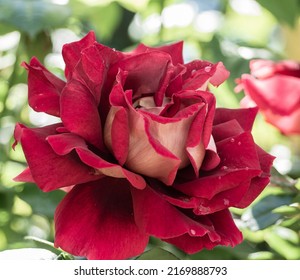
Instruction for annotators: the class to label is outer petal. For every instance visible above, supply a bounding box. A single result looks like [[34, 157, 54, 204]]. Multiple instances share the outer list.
[[239, 74, 300, 115], [235, 145, 274, 208], [213, 107, 258, 132], [13, 123, 101, 191], [13, 167, 34, 183], [174, 132, 262, 199], [72, 43, 124, 104], [47, 133, 146, 189], [60, 79, 103, 150], [22, 57, 65, 117], [62, 31, 96, 79], [183, 61, 229, 90], [249, 59, 300, 79], [131, 186, 219, 241], [54, 178, 149, 260], [133, 41, 184, 65], [163, 209, 243, 254], [261, 107, 300, 134]]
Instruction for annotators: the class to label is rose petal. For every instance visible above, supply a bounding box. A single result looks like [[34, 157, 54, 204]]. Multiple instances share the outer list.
[[72, 44, 124, 104], [193, 180, 251, 214], [60, 79, 103, 150], [131, 186, 219, 240], [235, 145, 274, 208], [250, 59, 300, 79], [13, 167, 34, 183], [174, 169, 259, 199], [54, 178, 149, 260], [185, 91, 216, 174], [22, 57, 65, 117], [62, 31, 96, 79], [213, 119, 244, 142], [174, 132, 262, 198], [183, 61, 229, 89], [262, 107, 300, 135], [125, 114, 181, 185], [133, 41, 184, 65], [163, 209, 243, 254], [104, 107, 129, 166], [213, 107, 258, 132], [47, 133, 146, 189], [239, 74, 300, 115], [109, 51, 171, 104], [13, 123, 101, 191]]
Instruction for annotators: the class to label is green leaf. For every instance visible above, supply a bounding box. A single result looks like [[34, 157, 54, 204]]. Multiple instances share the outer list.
[[264, 228, 300, 259], [242, 194, 294, 231], [248, 251, 277, 260], [136, 247, 180, 260], [0, 0, 71, 37], [272, 205, 300, 216], [256, 0, 299, 27]]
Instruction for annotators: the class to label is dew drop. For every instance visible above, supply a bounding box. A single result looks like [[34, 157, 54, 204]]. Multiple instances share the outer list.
[[223, 199, 229, 206], [197, 205, 211, 214], [230, 138, 235, 143], [190, 229, 196, 235], [221, 166, 228, 171], [238, 141, 241, 146], [245, 167, 249, 170], [204, 66, 212, 72], [218, 176, 222, 180]]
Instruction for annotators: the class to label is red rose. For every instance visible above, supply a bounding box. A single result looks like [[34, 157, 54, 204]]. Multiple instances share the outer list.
[[236, 59, 300, 135], [13, 32, 274, 259]]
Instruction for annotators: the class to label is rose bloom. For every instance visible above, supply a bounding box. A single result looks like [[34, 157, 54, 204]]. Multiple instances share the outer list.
[[236, 59, 300, 135], [13, 32, 274, 260]]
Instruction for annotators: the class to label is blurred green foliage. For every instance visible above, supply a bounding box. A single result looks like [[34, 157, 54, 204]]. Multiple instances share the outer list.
[[0, 0, 299, 260]]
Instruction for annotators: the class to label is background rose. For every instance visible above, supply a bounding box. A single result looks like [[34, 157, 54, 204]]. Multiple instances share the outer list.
[[13, 32, 274, 259], [236, 59, 300, 135]]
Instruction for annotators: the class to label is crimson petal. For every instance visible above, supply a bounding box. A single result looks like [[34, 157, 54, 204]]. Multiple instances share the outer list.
[[13, 123, 101, 191], [54, 178, 149, 259], [47, 132, 146, 189], [60, 79, 103, 150], [163, 209, 243, 254], [22, 57, 65, 117], [133, 41, 184, 65], [131, 186, 218, 240], [62, 31, 96, 79], [214, 107, 258, 132]]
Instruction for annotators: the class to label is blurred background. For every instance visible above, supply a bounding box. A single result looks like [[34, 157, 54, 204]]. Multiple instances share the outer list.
[[0, 0, 299, 260]]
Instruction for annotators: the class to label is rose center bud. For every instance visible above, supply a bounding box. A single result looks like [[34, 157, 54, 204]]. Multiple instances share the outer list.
[[104, 90, 207, 185], [133, 96, 192, 169]]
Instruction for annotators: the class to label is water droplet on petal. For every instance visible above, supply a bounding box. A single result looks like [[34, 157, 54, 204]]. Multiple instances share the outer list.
[[221, 166, 228, 171], [245, 167, 249, 170], [190, 229, 196, 235], [204, 66, 212, 72], [238, 141, 241, 146], [223, 198, 229, 206], [230, 138, 235, 143], [218, 176, 222, 180], [196, 205, 211, 214]]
